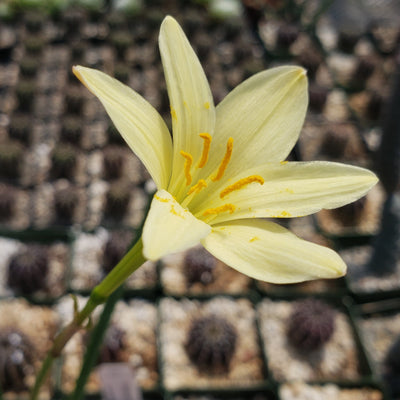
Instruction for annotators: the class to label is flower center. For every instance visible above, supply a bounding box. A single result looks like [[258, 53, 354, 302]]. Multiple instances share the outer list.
[[180, 133, 264, 220]]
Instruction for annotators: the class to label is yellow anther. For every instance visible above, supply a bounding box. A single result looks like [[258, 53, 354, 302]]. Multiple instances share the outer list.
[[203, 204, 236, 217], [197, 133, 212, 168], [180, 151, 193, 186], [220, 175, 264, 199], [212, 137, 234, 182], [187, 179, 207, 196], [170, 106, 177, 121], [204, 102, 210, 109]]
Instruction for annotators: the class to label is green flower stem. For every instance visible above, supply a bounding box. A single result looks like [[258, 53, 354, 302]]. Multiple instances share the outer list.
[[70, 285, 124, 400], [30, 237, 145, 400]]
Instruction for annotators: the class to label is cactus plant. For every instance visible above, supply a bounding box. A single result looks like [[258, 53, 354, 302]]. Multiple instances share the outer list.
[[184, 247, 216, 287], [103, 145, 126, 180], [185, 314, 237, 374], [287, 298, 335, 351], [51, 144, 77, 180], [7, 245, 49, 295], [102, 231, 132, 274], [0, 140, 23, 180], [0, 183, 16, 221], [0, 328, 35, 392], [54, 185, 79, 222], [105, 180, 131, 219]]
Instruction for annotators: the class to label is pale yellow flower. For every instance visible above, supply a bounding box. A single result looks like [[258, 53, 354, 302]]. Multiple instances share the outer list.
[[73, 16, 378, 283]]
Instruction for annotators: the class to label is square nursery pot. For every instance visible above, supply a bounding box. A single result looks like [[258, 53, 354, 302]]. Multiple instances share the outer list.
[[0, 299, 58, 399], [159, 296, 266, 392], [0, 230, 72, 302], [55, 296, 158, 397], [69, 228, 157, 297], [279, 381, 385, 400], [168, 388, 277, 400], [160, 245, 253, 297], [356, 299, 400, 400], [341, 244, 400, 302], [314, 184, 385, 242], [257, 296, 373, 384]]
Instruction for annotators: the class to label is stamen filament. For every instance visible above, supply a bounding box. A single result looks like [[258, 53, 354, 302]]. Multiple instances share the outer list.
[[220, 175, 264, 199], [203, 203, 236, 217], [187, 179, 207, 196], [212, 137, 234, 182], [197, 133, 212, 168], [180, 151, 193, 186]]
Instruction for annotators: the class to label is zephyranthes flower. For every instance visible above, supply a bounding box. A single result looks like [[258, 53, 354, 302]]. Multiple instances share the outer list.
[[73, 16, 377, 283]]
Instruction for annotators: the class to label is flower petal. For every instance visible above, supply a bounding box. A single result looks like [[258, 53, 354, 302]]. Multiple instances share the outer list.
[[202, 219, 346, 283], [202, 66, 307, 179], [192, 161, 378, 224], [73, 66, 172, 190], [142, 189, 211, 261], [159, 16, 216, 200]]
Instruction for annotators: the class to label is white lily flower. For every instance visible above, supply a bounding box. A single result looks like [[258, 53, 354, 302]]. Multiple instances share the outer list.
[[73, 16, 378, 283]]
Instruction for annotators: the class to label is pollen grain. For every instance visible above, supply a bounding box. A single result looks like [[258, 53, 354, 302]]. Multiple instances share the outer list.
[[170, 106, 178, 121]]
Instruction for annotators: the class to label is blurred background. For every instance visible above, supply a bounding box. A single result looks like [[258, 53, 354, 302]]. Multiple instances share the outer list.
[[0, 0, 400, 399]]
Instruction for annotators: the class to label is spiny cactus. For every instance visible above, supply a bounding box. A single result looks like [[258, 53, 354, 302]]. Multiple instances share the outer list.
[[61, 116, 82, 145], [9, 114, 31, 144], [308, 85, 328, 113], [51, 144, 77, 179], [0, 141, 23, 180], [287, 298, 335, 351], [54, 186, 79, 222], [185, 314, 237, 374], [102, 231, 132, 274], [110, 31, 132, 60], [0, 329, 35, 392], [184, 247, 216, 287], [320, 127, 350, 159], [331, 196, 367, 227], [0, 183, 16, 221], [7, 245, 49, 295], [65, 86, 84, 115], [103, 145, 126, 180], [105, 180, 131, 219], [15, 80, 36, 112]]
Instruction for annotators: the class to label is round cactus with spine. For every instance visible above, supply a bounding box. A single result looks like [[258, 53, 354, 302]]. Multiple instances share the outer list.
[[185, 314, 237, 374], [287, 298, 336, 351], [7, 245, 49, 295], [0, 328, 35, 392], [184, 247, 216, 287]]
